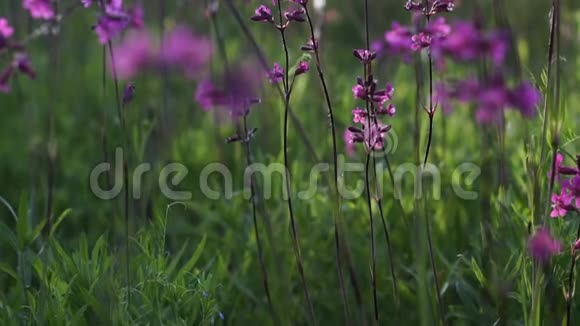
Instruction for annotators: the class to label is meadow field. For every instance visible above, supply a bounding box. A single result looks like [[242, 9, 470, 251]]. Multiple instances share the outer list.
[[0, 0, 579, 325]]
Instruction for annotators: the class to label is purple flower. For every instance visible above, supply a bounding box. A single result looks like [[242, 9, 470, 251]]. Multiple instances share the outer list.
[[443, 75, 540, 124], [195, 79, 226, 111], [574, 239, 580, 252], [94, 16, 130, 44], [384, 22, 414, 55], [251, 5, 273, 23], [404, 0, 424, 12], [295, 60, 309, 76], [528, 227, 561, 264], [550, 154, 579, 177], [475, 79, 510, 124], [348, 123, 392, 152], [267, 63, 284, 83], [352, 107, 367, 124], [0, 53, 36, 94], [160, 26, 212, 78], [353, 49, 377, 64], [343, 129, 355, 157], [364, 122, 391, 151], [81, 0, 92, 8], [372, 83, 395, 105], [509, 82, 541, 118], [487, 32, 508, 66], [352, 84, 366, 100], [122, 82, 135, 106], [0, 18, 14, 38], [113, 31, 154, 79], [23, 0, 54, 20], [128, 5, 144, 29], [377, 103, 396, 117], [432, 20, 508, 66], [412, 17, 451, 51], [284, 8, 305, 22], [93, 2, 143, 44], [434, 83, 453, 113], [549, 153, 564, 180], [0, 65, 15, 93], [563, 176, 580, 208], [198, 64, 262, 118], [428, 0, 455, 15], [551, 189, 573, 218], [14, 53, 36, 79], [411, 32, 431, 51]]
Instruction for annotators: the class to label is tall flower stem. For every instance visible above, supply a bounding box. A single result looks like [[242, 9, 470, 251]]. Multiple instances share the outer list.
[[96, 0, 130, 309], [535, 0, 557, 224], [422, 48, 435, 168], [362, 0, 379, 321], [240, 115, 279, 323], [224, 0, 320, 164], [364, 153, 378, 322], [371, 155, 399, 304], [566, 211, 580, 325], [107, 39, 131, 308], [419, 4, 444, 322], [275, 2, 316, 324], [302, 5, 349, 319]]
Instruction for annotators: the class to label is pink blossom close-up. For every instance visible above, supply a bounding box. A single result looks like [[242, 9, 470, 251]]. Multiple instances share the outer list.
[[528, 227, 561, 264], [550, 189, 573, 218], [112, 31, 154, 79], [23, 0, 54, 20], [159, 26, 212, 77], [0, 18, 14, 38]]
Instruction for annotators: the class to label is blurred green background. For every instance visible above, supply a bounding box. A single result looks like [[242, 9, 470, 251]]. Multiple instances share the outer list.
[[0, 0, 579, 324]]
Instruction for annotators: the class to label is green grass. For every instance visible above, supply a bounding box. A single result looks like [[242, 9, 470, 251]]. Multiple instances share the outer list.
[[0, 0, 579, 325]]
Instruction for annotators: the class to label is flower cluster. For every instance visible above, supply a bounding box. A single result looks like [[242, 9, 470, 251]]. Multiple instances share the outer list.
[[346, 49, 395, 153], [374, 1, 541, 124], [528, 227, 562, 264], [374, 1, 454, 60], [436, 76, 541, 123], [250, 2, 305, 28], [0, 18, 37, 93], [112, 27, 212, 79], [84, 0, 144, 44], [195, 64, 262, 119], [550, 153, 580, 218], [23, 0, 54, 20], [379, 18, 507, 68], [404, 0, 454, 16], [250, 1, 310, 85]]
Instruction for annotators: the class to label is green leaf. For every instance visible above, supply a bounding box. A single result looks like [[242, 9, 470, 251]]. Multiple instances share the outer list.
[[50, 208, 72, 237], [471, 258, 486, 287], [29, 218, 47, 245], [0, 263, 18, 280], [167, 240, 190, 277], [17, 193, 29, 250], [176, 235, 206, 280], [0, 221, 17, 250]]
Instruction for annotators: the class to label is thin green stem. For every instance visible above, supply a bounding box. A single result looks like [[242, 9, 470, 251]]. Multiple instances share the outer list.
[[275, 2, 316, 323], [371, 155, 399, 305], [303, 5, 349, 320], [241, 115, 278, 323], [107, 40, 131, 309]]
